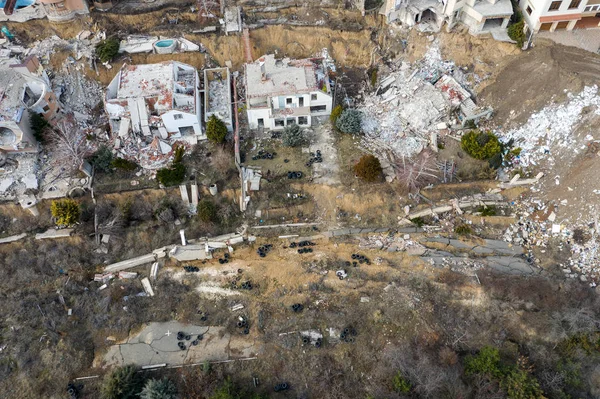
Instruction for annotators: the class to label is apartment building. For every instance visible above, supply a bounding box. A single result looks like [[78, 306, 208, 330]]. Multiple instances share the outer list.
[[520, 0, 600, 32], [245, 54, 333, 131]]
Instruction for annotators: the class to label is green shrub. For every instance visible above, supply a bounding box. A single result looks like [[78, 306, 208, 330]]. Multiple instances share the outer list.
[[465, 346, 502, 377], [88, 145, 114, 173], [157, 146, 185, 186], [336, 109, 362, 135], [477, 206, 497, 217], [100, 364, 143, 399], [392, 371, 412, 393], [197, 199, 218, 223], [206, 114, 228, 144], [465, 346, 545, 399], [330, 104, 343, 124], [455, 224, 473, 236], [369, 67, 378, 87], [157, 163, 185, 186], [282, 123, 305, 147], [111, 157, 138, 171], [461, 130, 502, 160], [410, 217, 425, 227], [30, 113, 49, 143], [508, 20, 526, 48], [140, 378, 178, 399], [354, 154, 382, 182], [96, 37, 120, 63], [51, 199, 80, 226]]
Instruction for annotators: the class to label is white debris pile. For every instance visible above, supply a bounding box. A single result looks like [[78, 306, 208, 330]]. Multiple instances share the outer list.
[[53, 70, 103, 116], [0, 154, 38, 200], [568, 230, 600, 286], [415, 41, 456, 84], [208, 79, 230, 115], [500, 85, 600, 167], [320, 47, 336, 72], [358, 40, 482, 160], [360, 64, 447, 159], [358, 233, 425, 253]]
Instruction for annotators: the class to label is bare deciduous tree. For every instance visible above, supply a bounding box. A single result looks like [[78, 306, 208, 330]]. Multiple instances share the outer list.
[[394, 150, 440, 192], [46, 115, 88, 172]]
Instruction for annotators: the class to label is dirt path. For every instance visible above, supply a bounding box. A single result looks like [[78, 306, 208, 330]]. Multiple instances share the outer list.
[[309, 123, 340, 185]]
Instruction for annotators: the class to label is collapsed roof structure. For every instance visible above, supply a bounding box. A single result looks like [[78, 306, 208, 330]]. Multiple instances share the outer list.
[[0, 55, 57, 153], [105, 61, 204, 169], [360, 43, 492, 160]]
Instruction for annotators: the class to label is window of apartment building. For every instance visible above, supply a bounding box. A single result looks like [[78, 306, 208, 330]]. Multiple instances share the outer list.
[[43, 105, 50, 112], [286, 118, 295, 125], [568, 0, 580, 8], [548, 1, 562, 11], [310, 105, 327, 113], [174, 114, 183, 120], [585, 4, 600, 11], [274, 119, 284, 127], [286, 97, 293, 105], [298, 116, 308, 125], [311, 93, 317, 101], [526, 5, 533, 14]]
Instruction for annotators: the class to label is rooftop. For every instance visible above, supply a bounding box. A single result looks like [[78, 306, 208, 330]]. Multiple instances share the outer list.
[[0, 61, 28, 122], [245, 54, 321, 99], [117, 62, 175, 101]]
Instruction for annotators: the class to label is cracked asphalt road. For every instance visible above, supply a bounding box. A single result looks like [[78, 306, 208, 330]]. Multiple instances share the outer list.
[[97, 321, 258, 368]]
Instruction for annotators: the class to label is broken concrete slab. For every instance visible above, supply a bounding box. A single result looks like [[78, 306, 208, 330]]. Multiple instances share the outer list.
[[0, 233, 27, 244], [99, 322, 257, 368], [35, 228, 74, 240], [170, 244, 212, 261]]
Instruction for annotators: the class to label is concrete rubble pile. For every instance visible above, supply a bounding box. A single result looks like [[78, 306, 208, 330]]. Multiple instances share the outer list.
[[499, 85, 600, 168], [358, 233, 425, 254], [359, 41, 478, 160], [503, 197, 599, 286]]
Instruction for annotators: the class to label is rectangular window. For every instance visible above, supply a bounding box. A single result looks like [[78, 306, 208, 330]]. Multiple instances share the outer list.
[[568, 0, 580, 8], [43, 105, 50, 112], [174, 114, 183, 120], [274, 119, 284, 127], [286, 118, 295, 125], [286, 98, 292, 105], [298, 116, 308, 125], [585, 5, 592, 11], [310, 105, 327, 113], [311, 93, 317, 101], [526, 5, 532, 14], [548, 1, 561, 11]]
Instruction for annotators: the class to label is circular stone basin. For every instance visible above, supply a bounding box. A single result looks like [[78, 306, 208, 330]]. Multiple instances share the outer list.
[[153, 39, 176, 54], [0, 127, 17, 146]]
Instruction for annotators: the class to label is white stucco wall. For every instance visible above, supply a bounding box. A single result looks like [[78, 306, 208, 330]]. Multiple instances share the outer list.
[[161, 110, 202, 137]]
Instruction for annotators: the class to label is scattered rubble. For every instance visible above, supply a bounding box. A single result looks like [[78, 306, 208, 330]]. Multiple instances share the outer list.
[[500, 85, 600, 168]]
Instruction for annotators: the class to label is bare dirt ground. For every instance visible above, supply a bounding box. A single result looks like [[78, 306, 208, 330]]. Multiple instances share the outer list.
[[479, 43, 600, 128]]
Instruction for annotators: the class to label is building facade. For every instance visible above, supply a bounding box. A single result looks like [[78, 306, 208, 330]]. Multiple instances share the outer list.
[[380, 0, 514, 35], [520, 0, 600, 32], [245, 54, 333, 130], [0, 56, 57, 153], [0, 0, 88, 23]]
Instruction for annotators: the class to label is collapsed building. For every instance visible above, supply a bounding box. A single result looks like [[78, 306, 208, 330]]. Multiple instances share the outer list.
[[244, 54, 333, 130], [0, 55, 57, 153], [204, 67, 233, 132], [0, 0, 88, 23], [105, 61, 204, 169], [380, 0, 513, 35], [360, 44, 492, 161]]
